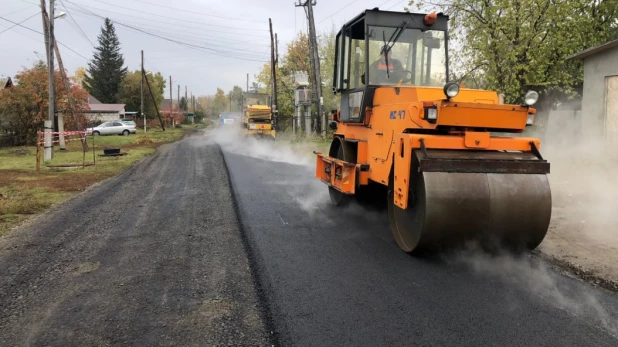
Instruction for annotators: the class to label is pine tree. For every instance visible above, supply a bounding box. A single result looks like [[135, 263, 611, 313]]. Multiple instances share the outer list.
[[84, 18, 127, 103]]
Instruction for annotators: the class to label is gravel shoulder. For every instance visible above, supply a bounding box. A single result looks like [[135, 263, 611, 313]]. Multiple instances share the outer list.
[[0, 130, 271, 346], [538, 156, 618, 292]]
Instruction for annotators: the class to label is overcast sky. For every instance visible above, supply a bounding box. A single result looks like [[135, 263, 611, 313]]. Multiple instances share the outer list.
[[1, 0, 413, 97]]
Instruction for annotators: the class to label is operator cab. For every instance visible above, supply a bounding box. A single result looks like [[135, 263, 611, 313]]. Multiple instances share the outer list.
[[332, 8, 450, 124]]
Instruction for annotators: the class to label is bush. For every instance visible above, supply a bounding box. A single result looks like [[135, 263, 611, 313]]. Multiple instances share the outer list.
[[175, 124, 182, 129]]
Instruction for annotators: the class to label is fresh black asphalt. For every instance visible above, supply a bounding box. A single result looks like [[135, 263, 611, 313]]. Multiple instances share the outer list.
[[220, 136, 618, 347]]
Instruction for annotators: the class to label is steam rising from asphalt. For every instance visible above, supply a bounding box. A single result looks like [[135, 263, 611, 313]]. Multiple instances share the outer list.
[[444, 245, 618, 338], [449, 106, 618, 338], [209, 126, 314, 167], [542, 108, 618, 248], [208, 125, 334, 214], [207, 115, 618, 337], [208, 125, 386, 220]]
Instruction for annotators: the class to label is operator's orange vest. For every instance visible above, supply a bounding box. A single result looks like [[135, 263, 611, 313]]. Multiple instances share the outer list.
[[378, 62, 394, 70]]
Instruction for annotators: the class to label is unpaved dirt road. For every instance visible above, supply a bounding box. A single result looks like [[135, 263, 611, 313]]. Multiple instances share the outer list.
[[0, 133, 272, 346]]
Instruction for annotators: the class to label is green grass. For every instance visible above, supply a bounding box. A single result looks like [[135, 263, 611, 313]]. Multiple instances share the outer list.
[[0, 122, 208, 237]]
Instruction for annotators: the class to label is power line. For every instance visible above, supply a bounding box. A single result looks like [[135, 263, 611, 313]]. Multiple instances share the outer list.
[[0, 11, 40, 35], [64, 3, 271, 60], [386, 0, 408, 10], [66, 5, 269, 59], [64, 0, 269, 37], [58, 0, 95, 47], [316, 0, 395, 25], [64, 8, 270, 57], [122, 0, 267, 23], [62, 8, 269, 62], [77, 0, 270, 32], [64, 6, 268, 47], [3, 2, 38, 16], [67, 0, 268, 37], [317, 0, 359, 24], [0, 16, 89, 60]]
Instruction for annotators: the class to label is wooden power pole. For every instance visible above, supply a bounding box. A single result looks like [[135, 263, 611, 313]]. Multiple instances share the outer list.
[[41, 8, 79, 152], [269, 18, 278, 128], [141, 50, 145, 132], [142, 68, 165, 131], [169, 75, 173, 125]]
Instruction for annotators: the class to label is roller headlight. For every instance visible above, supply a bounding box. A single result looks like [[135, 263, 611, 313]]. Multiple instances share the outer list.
[[524, 91, 539, 106], [443, 82, 460, 99]]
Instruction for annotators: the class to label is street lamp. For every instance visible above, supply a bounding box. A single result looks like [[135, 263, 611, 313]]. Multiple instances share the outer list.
[[54, 11, 66, 19]]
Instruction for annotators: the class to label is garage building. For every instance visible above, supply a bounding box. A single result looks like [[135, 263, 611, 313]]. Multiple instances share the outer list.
[[566, 38, 618, 152]]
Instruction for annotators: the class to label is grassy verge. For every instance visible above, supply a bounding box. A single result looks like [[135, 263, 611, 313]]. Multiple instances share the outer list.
[[0, 122, 208, 237]]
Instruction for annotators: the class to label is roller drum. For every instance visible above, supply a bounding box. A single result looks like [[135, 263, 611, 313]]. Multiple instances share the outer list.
[[389, 171, 552, 253]]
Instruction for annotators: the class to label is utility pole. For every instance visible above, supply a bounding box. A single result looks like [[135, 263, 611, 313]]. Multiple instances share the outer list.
[[142, 68, 165, 131], [40, 0, 51, 159], [169, 75, 173, 127], [42, 10, 75, 150], [269, 18, 278, 130], [43, 0, 56, 160], [246, 73, 249, 92], [177, 84, 180, 121], [141, 50, 145, 133], [296, 0, 324, 137], [191, 94, 195, 125], [39, 1, 50, 63]]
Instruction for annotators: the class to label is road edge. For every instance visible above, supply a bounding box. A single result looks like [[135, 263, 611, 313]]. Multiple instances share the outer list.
[[535, 250, 618, 293], [218, 144, 282, 347]]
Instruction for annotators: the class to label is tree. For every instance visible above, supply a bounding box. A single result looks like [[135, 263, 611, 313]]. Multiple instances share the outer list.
[[179, 96, 188, 111], [213, 88, 228, 115], [84, 18, 128, 103], [317, 25, 340, 113], [72, 67, 86, 88], [228, 86, 244, 112], [406, 0, 618, 107], [117, 70, 166, 119], [0, 60, 89, 145], [283, 32, 311, 76]]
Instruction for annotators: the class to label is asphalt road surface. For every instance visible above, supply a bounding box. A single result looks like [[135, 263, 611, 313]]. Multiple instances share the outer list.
[[218, 132, 618, 347], [0, 133, 271, 346], [2, 129, 618, 347]]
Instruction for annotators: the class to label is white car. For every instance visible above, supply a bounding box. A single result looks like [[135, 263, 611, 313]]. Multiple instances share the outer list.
[[87, 121, 137, 136]]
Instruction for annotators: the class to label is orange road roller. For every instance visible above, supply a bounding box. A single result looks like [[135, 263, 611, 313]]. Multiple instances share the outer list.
[[314, 8, 552, 254]]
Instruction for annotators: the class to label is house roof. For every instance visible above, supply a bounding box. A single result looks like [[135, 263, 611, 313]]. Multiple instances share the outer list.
[[88, 94, 102, 104], [0, 77, 13, 89], [566, 38, 618, 61], [87, 104, 125, 113], [161, 99, 173, 110]]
